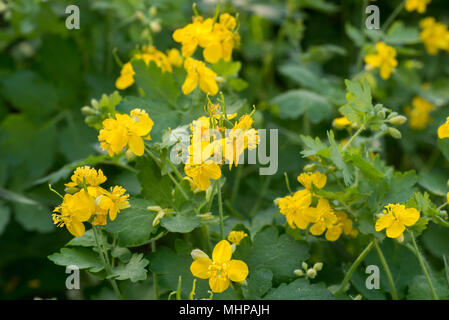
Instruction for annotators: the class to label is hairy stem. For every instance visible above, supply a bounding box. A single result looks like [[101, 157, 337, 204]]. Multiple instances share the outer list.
[[373, 239, 398, 300]]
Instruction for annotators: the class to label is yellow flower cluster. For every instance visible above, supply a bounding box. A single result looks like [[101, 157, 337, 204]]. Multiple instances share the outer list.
[[184, 109, 258, 191], [277, 172, 357, 241], [52, 166, 130, 237], [172, 13, 239, 96], [404, 96, 435, 130], [227, 230, 248, 245], [364, 42, 398, 80], [173, 14, 240, 64], [190, 240, 248, 293], [405, 0, 431, 13], [375, 204, 420, 238], [115, 46, 182, 90], [98, 108, 154, 157], [420, 17, 449, 55]]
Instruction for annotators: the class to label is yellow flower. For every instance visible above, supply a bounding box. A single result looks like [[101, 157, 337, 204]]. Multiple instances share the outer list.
[[277, 189, 313, 229], [375, 204, 420, 238], [52, 190, 96, 237], [227, 231, 248, 245], [167, 48, 183, 67], [99, 186, 130, 221], [173, 16, 214, 57], [115, 46, 173, 90], [297, 171, 327, 190], [438, 117, 449, 139], [307, 199, 340, 241], [190, 240, 249, 293], [325, 211, 356, 241], [404, 96, 435, 130], [65, 166, 107, 190], [420, 17, 449, 55], [405, 0, 431, 13], [98, 108, 154, 157], [201, 14, 240, 63], [332, 116, 352, 129], [182, 57, 218, 95], [223, 114, 259, 169], [184, 160, 222, 191], [364, 42, 398, 80]]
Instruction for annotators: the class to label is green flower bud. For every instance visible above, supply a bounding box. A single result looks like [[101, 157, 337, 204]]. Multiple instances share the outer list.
[[388, 127, 402, 139], [304, 164, 317, 172], [306, 268, 317, 279], [388, 115, 407, 125], [302, 262, 308, 270], [294, 269, 304, 277], [191, 249, 209, 260], [81, 106, 97, 116], [377, 110, 386, 119], [313, 262, 323, 272]]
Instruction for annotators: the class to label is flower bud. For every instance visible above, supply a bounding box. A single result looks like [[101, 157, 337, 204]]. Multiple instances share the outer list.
[[396, 233, 404, 243], [231, 244, 237, 253], [388, 127, 402, 139], [149, 6, 157, 17], [294, 269, 304, 277], [302, 262, 308, 270], [376, 110, 386, 119], [388, 115, 407, 125], [306, 268, 317, 279], [147, 205, 162, 212], [304, 164, 317, 172], [149, 21, 161, 33], [313, 262, 323, 272], [81, 106, 97, 116], [135, 11, 144, 21], [198, 213, 214, 220], [273, 197, 280, 206], [238, 279, 248, 286], [191, 249, 209, 260]]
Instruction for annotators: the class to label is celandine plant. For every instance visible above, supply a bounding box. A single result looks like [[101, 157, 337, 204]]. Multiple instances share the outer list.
[[9, 0, 445, 300]]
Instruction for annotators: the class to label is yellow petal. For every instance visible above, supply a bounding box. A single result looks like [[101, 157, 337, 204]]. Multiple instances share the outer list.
[[438, 122, 449, 139], [386, 221, 405, 238], [309, 222, 326, 236], [209, 276, 230, 293], [399, 207, 420, 226], [190, 258, 213, 279], [375, 213, 395, 231], [67, 219, 85, 237], [203, 43, 222, 64], [182, 72, 198, 95], [128, 134, 144, 156], [212, 240, 232, 264], [325, 225, 342, 241], [228, 260, 249, 282]]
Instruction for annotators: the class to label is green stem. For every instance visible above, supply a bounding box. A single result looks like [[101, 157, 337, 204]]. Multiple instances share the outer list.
[[249, 176, 272, 217], [373, 239, 398, 300], [151, 241, 160, 300], [382, 0, 405, 32], [335, 240, 374, 296], [92, 226, 122, 299], [216, 179, 224, 240], [438, 202, 448, 211], [409, 231, 439, 300], [342, 125, 365, 152], [230, 165, 243, 204]]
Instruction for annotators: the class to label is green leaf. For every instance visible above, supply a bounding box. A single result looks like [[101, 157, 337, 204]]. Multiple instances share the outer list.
[[234, 227, 309, 283], [48, 247, 104, 272], [271, 89, 332, 123], [345, 152, 385, 182], [264, 278, 333, 299], [136, 156, 173, 208], [339, 78, 373, 124], [407, 274, 449, 300], [418, 170, 449, 196], [67, 229, 97, 247], [13, 202, 54, 233], [132, 60, 179, 108], [105, 198, 157, 247], [111, 247, 132, 263], [345, 23, 365, 47], [382, 171, 418, 205], [300, 135, 329, 157], [385, 21, 419, 45], [328, 131, 353, 186], [0, 202, 11, 235], [109, 253, 149, 282], [242, 268, 273, 299], [161, 215, 202, 233], [422, 223, 449, 258], [278, 64, 322, 91], [211, 60, 241, 78], [0, 70, 58, 115], [148, 246, 210, 298]]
